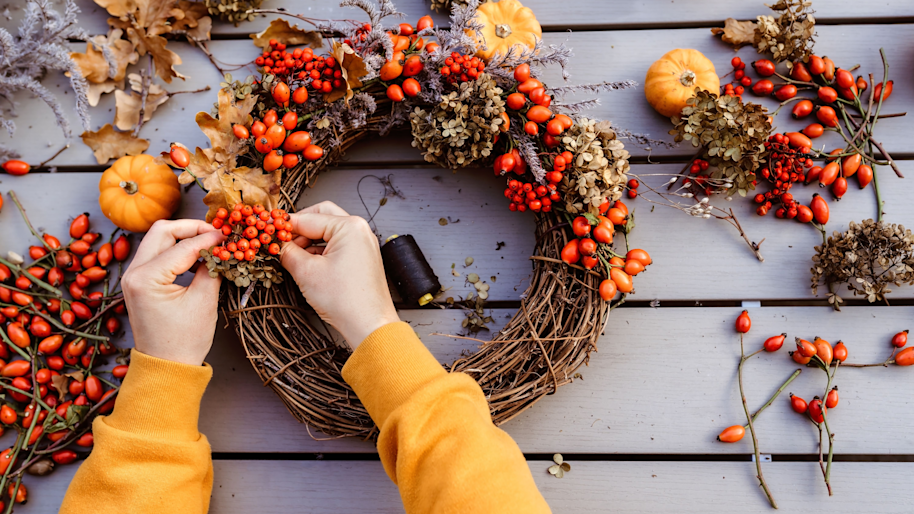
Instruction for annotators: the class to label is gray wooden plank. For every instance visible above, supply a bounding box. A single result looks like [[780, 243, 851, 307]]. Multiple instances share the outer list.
[[13, 460, 914, 513], [195, 306, 914, 454], [3, 159, 913, 304], [67, 0, 914, 36], [19, 460, 914, 513], [6, 25, 914, 165]]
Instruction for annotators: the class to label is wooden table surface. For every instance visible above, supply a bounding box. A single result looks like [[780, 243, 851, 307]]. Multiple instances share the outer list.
[[2, 0, 914, 512]]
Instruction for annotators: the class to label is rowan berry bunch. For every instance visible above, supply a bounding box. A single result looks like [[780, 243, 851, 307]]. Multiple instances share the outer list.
[[439, 51, 486, 84], [0, 192, 131, 510], [498, 148, 566, 213], [210, 203, 290, 261], [255, 39, 344, 94], [203, 203, 289, 289]]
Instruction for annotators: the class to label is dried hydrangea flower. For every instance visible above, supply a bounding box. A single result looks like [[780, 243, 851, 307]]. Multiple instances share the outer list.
[[811, 220, 914, 308], [559, 118, 629, 215], [755, 0, 816, 63], [670, 89, 771, 197], [409, 73, 506, 169]]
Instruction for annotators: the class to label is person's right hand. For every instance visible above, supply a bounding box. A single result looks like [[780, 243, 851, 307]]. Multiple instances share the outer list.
[[280, 202, 399, 349]]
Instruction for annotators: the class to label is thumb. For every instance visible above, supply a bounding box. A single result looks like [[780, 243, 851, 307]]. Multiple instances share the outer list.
[[280, 241, 322, 288], [188, 262, 223, 300]]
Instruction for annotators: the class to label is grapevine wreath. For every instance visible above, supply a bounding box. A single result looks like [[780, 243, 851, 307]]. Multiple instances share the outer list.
[[163, 0, 652, 438]]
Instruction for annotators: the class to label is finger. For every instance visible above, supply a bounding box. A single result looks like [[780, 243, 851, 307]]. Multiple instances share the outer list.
[[305, 246, 325, 255], [139, 230, 226, 283], [296, 201, 349, 217], [188, 261, 223, 301], [280, 241, 319, 279], [291, 235, 309, 248], [285, 212, 351, 245], [132, 220, 219, 267]]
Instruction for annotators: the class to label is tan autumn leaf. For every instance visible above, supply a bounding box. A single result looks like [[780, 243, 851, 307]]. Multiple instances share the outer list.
[[114, 84, 170, 130], [172, 0, 212, 41], [50, 374, 69, 401], [324, 42, 368, 104], [69, 29, 139, 84], [94, 0, 137, 18], [200, 165, 282, 221], [711, 18, 757, 48], [88, 80, 124, 107], [127, 28, 186, 83], [81, 124, 150, 164], [250, 18, 323, 50], [195, 88, 256, 161]]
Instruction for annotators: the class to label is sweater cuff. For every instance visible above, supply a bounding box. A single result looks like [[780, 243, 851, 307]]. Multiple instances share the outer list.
[[342, 322, 446, 427], [103, 349, 213, 442]]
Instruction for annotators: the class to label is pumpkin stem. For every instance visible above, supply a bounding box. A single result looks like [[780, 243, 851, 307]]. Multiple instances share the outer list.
[[495, 23, 512, 39], [679, 69, 697, 87], [119, 180, 139, 195]]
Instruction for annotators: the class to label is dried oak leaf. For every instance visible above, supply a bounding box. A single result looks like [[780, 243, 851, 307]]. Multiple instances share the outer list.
[[81, 124, 150, 164], [250, 18, 322, 50], [114, 84, 170, 130], [172, 0, 212, 40], [711, 18, 757, 48], [69, 29, 139, 105], [193, 88, 257, 163], [200, 165, 281, 221], [324, 42, 369, 104]]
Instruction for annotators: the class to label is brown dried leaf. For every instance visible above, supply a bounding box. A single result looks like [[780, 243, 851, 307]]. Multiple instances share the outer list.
[[195, 88, 257, 162], [81, 124, 150, 164], [50, 374, 69, 402], [94, 0, 137, 18], [172, 0, 212, 41], [711, 18, 757, 48], [200, 165, 281, 221], [250, 18, 322, 50], [324, 42, 368, 104], [114, 84, 170, 130]]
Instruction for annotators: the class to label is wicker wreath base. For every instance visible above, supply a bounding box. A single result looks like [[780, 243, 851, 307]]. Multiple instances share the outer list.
[[222, 128, 611, 438]]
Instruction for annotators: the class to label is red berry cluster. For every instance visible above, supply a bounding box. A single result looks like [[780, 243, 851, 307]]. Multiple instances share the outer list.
[[210, 203, 291, 262], [342, 23, 373, 47], [754, 133, 814, 217], [503, 179, 560, 213], [440, 52, 486, 83], [254, 39, 344, 95]]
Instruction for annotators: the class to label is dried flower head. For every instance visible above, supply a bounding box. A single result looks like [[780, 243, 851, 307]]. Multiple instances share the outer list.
[[409, 73, 506, 169], [201, 248, 284, 288], [811, 220, 914, 307], [204, 0, 264, 24], [670, 89, 771, 196], [755, 0, 816, 63], [559, 119, 629, 215], [429, 0, 487, 13]]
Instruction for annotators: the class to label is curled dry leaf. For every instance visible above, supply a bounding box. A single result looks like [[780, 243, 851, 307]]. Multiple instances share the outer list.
[[711, 18, 757, 48], [114, 74, 171, 129], [324, 42, 369, 104], [250, 18, 323, 50], [81, 123, 150, 164]]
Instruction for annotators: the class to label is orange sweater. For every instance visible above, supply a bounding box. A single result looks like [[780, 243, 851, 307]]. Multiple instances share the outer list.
[[60, 322, 550, 513]]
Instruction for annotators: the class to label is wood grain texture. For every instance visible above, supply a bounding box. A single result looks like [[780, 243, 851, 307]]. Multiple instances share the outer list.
[[66, 0, 914, 35], [6, 25, 914, 165], [14, 460, 914, 513]]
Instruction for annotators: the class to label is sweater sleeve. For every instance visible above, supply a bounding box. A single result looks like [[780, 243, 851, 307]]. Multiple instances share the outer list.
[[59, 350, 214, 514], [343, 322, 551, 514]]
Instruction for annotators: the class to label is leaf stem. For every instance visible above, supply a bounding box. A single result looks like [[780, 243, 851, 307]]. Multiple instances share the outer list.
[[743, 369, 802, 429]]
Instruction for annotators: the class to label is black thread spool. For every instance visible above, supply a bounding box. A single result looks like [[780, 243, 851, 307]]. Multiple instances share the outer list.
[[381, 234, 441, 306]]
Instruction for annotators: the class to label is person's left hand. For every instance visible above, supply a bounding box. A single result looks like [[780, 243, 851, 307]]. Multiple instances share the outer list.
[[120, 220, 226, 366]]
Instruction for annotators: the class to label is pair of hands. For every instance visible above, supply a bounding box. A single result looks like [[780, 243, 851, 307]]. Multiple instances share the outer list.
[[122, 202, 399, 366]]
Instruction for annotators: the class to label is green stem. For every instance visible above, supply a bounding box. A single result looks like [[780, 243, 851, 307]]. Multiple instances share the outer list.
[[821, 361, 838, 495], [26, 308, 110, 342], [7, 191, 55, 253], [743, 369, 802, 429], [738, 333, 778, 509], [0, 256, 64, 297]]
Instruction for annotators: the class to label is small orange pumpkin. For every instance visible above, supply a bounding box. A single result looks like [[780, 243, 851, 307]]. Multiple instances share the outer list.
[[645, 49, 720, 118], [472, 0, 542, 62], [98, 154, 181, 233]]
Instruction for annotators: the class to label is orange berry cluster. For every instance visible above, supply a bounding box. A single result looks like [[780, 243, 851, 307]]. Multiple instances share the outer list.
[[440, 52, 485, 84], [255, 39, 344, 94], [210, 203, 291, 262]]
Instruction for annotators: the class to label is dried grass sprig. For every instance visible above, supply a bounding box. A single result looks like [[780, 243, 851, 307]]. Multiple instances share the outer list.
[[0, 0, 90, 159]]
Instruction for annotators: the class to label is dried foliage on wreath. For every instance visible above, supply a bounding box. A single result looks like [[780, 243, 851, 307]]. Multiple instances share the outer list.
[[162, 0, 650, 437]]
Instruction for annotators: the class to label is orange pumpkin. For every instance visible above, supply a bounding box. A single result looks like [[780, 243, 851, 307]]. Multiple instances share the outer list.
[[472, 0, 541, 62], [98, 154, 181, 233], [645, 49, 720, 118]]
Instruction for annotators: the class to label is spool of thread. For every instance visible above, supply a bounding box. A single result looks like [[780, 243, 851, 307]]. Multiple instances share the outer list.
[[381, 234, 441, 306]]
